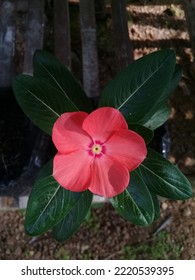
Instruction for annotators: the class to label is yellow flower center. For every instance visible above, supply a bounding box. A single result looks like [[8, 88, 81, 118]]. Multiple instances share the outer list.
[[92, 144, 102, 155]]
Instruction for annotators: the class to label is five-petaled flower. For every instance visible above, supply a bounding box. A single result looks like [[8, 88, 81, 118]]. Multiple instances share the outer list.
[[52, 107, 147, 198]]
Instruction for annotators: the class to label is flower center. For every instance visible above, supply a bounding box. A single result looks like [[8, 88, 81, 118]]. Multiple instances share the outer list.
[[88, 141, 106, 158], [92, 144, 102, 155]]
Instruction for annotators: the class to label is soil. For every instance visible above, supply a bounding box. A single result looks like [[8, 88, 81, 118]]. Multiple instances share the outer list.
[[0, 2, 195, 260], [1, 198, 195, 260]]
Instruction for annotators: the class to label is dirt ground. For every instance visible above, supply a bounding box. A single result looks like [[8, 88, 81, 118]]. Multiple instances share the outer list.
[[1, 198, 195, 260], [0, 2, 195, 260]]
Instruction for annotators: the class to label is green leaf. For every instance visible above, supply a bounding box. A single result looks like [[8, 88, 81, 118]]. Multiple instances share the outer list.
[[13, 75, 79, 135], [53, 190, 93, 242], [138, 148, 192, 200], [99, 49, 176, 124], [33, 49, 92, 113], [110, 170, 155, 227], [143, 104, 170, 131], [150, 192, 160, 221], [142, 64, 182, 130], [127, 123, 154, 144], [25, 160, 82, 236], [135, 168, 160, 221]]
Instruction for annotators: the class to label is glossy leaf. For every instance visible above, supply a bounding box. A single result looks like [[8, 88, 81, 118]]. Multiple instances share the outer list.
[[138, 148, 192, 200], [110, 170, 155, 227], [33, 49, 92, 113], [150, 192, 160, 221], [142, 64, 182, 129], [127, 123, 154, 144], [142, 104, 170, 131], [25, 160, 81, 236], [135, 168, 160, 222], [13, 75, 79, 135], [99, 49, 176, 125], [53, 190, 93, 242]]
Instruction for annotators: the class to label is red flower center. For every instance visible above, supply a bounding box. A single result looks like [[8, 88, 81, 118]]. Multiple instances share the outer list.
[[88, 141, 106, 158]]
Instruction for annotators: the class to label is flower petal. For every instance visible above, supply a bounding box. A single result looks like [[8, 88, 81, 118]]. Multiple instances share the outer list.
[[106, 129, 147, 171], [82, 107, 128, 143], [53, 150, 93, 192], [52, 112, 91, 153], [89, 155, 130, 198]]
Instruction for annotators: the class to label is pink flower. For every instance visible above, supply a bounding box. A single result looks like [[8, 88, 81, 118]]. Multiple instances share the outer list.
[[52, 107, 147, 198]]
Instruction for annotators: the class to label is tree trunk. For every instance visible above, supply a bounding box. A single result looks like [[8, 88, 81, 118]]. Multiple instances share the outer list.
[[183, 0, 195, 59], [23, 0, 44, 74], [53, 0, 71, 69], [111, 0, 134, 71], [80, 0, 99, 98]]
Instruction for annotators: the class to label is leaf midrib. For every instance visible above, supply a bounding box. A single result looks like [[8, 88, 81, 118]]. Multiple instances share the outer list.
[[38, 62, 79, 111], [115, 189, 152, 225], [31, 183, 61, 231], [117, 55, 172, 111], [25, 87, 60, 118], [140, 162, 188, 196]]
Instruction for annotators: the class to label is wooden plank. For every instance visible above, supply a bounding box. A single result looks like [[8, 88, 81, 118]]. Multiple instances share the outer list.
[[183, 0, 195, 59], [80, 0, 99, 98], [23, 0, 44, 74], [0, 0, 16, 87], [54, 0, 71, 69], [111, 0, 134, 71]]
